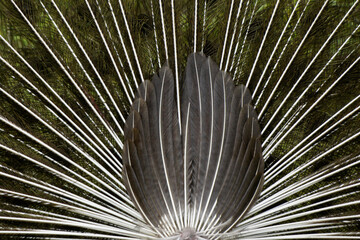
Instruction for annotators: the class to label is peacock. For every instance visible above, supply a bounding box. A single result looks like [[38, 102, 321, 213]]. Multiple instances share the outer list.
[[0, 0, 359, 239]]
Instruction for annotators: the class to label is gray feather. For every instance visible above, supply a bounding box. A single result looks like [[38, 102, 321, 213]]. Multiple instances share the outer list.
[[181, 53, 207, 208]]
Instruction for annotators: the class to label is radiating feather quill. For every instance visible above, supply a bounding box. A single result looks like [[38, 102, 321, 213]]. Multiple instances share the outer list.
[[1, 1, 359, 239]]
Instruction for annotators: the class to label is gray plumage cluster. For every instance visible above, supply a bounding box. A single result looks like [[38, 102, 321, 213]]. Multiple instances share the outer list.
[[124, 53, 263, 239]]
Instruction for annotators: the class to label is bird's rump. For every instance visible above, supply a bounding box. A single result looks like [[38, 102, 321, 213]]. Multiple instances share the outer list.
[[123, 52, 264, 237]]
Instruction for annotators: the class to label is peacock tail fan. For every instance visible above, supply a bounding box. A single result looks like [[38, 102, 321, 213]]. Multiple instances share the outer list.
[[0, 0, 359, 239]]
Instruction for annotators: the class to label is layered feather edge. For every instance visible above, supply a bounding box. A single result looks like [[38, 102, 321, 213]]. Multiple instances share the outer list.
[[123, 53, 264, 238]]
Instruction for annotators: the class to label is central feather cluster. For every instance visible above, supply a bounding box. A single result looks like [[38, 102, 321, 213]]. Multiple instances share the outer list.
[[123, 53, 263, 238]]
